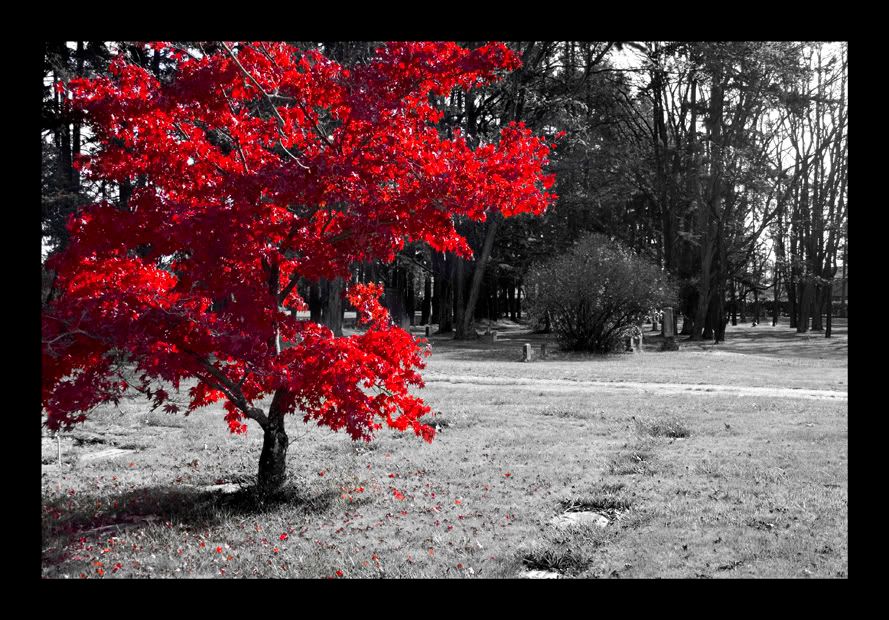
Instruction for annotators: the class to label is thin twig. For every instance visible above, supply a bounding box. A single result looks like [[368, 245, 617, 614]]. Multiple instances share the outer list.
[[219, 41, 310, 170]]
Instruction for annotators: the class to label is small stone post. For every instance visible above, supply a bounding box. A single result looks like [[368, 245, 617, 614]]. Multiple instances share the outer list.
[[660, 307, 679, 351], [522, 343, 532, 362], [662, 307, 675, 337], [540, 343, 547, 359], [425, 324, 432, 337]]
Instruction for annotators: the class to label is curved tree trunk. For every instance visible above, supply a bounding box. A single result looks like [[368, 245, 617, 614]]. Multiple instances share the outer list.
[[456, 215, 499, 339], [257, 389, 289, 495]]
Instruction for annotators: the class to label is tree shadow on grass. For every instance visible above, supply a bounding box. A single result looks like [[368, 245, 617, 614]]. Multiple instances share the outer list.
[[683, 322, 848, 360], [42, 482, 342, 542]]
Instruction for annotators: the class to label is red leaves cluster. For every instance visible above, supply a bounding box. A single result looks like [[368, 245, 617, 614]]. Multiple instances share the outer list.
[[43, 42, 556, 440]]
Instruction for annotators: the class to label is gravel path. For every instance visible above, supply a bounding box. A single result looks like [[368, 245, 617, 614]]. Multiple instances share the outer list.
[[423, 373, 847, 401]]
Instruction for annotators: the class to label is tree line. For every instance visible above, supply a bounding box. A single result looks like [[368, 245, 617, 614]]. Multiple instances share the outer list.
[[42, 41, 848, 340]]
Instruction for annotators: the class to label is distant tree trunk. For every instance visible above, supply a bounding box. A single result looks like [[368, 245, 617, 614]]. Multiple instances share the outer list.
[[797, 280, 813, 333], [382, 264, 411, 329], [307, 281, 321, 323], [119, 178, 133, 212], [811, 286, 825, 331], [730, 280, 738, 325], [453, 255, 468, 338], [326, 277, 344, 336], [772, 267, 780, 326], [680, 313, 692, 335], [691, 72, 724, 341], [71, 42, 84, 190], [702, 301, 714, 340], [787, 276, 798, 329], [456, 215, 499, 339], [406, 271, 416, 326], [431, 253, 442, 324], [839, 243, 846, 318], [421, 273, 432, 325], [752, 287, 760, 324], [508, 281, 517, 321], [436, 253, 453, 333], [825, 283, 833, 338]]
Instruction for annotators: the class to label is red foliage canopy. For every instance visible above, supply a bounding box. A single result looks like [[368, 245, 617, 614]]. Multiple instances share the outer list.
[[42, 41, 557, 442]]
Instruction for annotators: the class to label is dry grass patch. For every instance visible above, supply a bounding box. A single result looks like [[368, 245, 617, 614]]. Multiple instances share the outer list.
[[633, 416, 691, 438], [559, 481, 632, 516]]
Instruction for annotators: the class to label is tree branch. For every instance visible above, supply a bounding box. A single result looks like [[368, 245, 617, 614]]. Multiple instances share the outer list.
[[219, 41, 310, 170]]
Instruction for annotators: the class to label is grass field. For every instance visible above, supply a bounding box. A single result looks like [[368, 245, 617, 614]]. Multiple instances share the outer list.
[[41, 320, 848, 578]]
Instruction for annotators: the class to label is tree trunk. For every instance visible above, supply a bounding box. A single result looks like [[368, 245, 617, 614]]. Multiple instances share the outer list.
[[308, 281, 322, 323], [811, 286, 824, 331], [753, 287, 760, 324], [326, 277, 344, 336], [692, 245, 712, 340], [406, 270, 416, 326], [257, 389, 289, 495], [456, 215, 499, 339], [702, 305, 713, 340], [713, 288, 726, 342], [839, 244, 846, 318], [421, 272, 432, 325], [692, 72, 724, 341], [797, 280, 813, 333], [453, 255, 469, 338], [730, 280, 738, 325], [437, 254, 454, 333]]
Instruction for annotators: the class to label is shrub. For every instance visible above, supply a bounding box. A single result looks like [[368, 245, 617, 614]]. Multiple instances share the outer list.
[[526, 233, 674, 353]]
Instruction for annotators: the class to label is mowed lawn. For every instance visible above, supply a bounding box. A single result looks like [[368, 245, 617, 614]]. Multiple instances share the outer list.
[[41, 321, 848, 578]]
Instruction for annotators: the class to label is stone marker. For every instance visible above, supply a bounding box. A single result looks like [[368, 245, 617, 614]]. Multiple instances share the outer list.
[[625, 326, 643, 353], [201, 483, 241, 494], [425, 325, 432, 337], [522, 570, 561, 579], [540, 343, 547, 359], [552, 511, 610, 529], [662, 307, 675, 337], [522, 343, 532, 362], [484, 330, 498, 344]]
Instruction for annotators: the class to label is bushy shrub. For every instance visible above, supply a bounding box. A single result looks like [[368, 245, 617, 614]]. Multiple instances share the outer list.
[[526, 233, 674, 352]]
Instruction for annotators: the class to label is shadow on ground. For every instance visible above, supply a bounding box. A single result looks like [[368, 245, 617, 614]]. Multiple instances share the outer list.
[[43, 482, 341, 542]]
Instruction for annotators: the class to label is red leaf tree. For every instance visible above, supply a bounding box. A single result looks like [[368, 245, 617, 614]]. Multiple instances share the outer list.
[[42, 41, 557, 493]]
